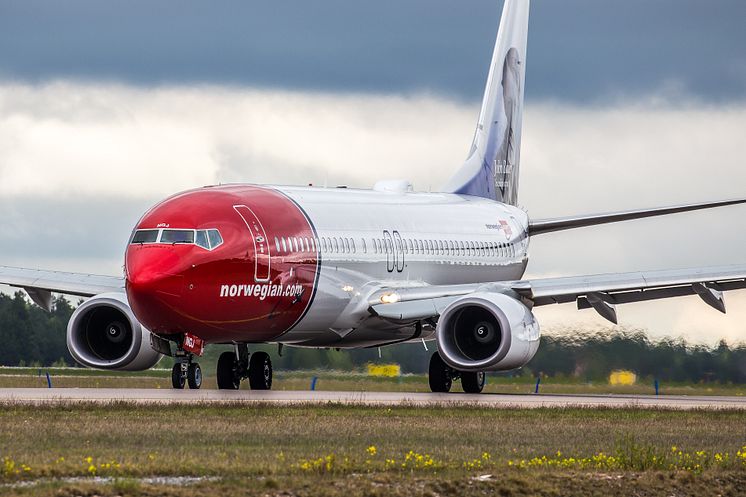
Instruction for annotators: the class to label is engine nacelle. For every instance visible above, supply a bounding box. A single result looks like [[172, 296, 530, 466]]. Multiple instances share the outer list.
[[436, 292, 540, 372], [67, 292, 163, 371]]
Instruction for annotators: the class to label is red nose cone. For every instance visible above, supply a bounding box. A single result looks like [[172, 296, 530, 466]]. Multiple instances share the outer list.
[[126, 245, 187, 335]]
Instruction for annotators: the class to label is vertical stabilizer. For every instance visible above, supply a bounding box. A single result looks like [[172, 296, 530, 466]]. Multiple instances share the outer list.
[[442, 0, 529, 205]]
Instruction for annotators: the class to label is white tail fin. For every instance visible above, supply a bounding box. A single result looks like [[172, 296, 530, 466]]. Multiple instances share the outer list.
[[442, 0, 529, 205]]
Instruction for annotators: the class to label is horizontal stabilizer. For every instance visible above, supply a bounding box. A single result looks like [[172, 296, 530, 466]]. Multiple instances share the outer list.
[[529, 198, 746, 236]]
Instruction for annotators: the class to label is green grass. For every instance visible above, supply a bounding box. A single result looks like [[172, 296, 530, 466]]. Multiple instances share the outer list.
[[1, 367, 745, 396], [0, 403, 745, 496]]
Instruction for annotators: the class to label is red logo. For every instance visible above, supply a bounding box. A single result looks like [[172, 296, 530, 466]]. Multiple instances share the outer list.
[[182, 332, 205, 356], [499, 220, 512, 238]]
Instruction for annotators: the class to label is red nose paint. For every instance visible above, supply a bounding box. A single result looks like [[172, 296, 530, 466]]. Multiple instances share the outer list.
[[125, 186, 319, 343]]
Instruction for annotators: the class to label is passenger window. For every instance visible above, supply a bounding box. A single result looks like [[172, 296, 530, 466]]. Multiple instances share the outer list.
[[274, 236, 280, 252], [161, 229, 195, 244], [343, 237, 350, 253], [304, 238, 310, 252], [196, 230, 210, 249], [282, 237, 288, 252], [350, 238, 356, 253], [333, 238, 339, 252], [208, 229, 223, 249], [131, 229, 159, 244], [361, 238, 367, 253]]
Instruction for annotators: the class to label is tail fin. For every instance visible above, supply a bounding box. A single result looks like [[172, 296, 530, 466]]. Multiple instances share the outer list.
[[442, 0, 529, 205]]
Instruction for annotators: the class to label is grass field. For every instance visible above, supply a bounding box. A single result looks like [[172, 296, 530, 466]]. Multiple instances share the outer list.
[[1, 366, 745, 397], [1, 402, 745, 496]]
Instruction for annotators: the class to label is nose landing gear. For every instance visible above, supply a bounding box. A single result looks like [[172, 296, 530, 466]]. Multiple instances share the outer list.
[[428, 351, 486, 394], [216, 344, 274, 390], [171, 354, 202, 390]]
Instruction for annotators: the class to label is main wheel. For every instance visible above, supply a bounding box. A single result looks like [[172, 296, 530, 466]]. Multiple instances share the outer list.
[[171, 363, 185, 389], [217, 351, 240, 390], [187, 362, 202, 389], [428, 352, 452, 393], [461, 371, 486, 394], [248, 351, 273, 390]]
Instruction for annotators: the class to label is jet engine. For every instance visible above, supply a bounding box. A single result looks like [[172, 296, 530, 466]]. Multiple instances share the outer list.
[[67, 292, 163, 371], [435, 292, 540, 372]]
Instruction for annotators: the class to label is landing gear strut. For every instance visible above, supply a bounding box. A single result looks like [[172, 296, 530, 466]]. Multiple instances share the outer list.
[[428, 352, 485, 394], [216, 344, 273, 390], [171, 353, 202, 390]]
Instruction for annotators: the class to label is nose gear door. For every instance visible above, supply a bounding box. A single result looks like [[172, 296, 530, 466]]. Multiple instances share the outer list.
[[234, 205, 271, 282]]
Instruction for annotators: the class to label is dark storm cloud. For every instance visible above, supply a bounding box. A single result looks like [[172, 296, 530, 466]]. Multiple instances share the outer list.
[[0, 0, 744, 102]]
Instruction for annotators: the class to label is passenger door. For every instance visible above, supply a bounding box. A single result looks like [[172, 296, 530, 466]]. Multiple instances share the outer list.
[[234, 205, 271, 282]]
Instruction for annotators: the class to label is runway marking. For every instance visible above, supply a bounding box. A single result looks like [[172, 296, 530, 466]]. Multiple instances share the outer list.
[[0, 388, 745, 409]]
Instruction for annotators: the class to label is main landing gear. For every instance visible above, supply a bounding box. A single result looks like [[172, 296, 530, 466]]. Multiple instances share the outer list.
[[216, 344, 273, 390], [428, 351, 486, 394], [171, 354, 203, 390]]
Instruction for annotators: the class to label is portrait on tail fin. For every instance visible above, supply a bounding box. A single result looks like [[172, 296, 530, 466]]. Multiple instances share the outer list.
[[488, 47, 522, 206]]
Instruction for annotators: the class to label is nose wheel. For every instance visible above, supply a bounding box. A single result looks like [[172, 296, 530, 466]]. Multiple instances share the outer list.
[[171, 359, 202, 389], [216, 344, 273, 390]]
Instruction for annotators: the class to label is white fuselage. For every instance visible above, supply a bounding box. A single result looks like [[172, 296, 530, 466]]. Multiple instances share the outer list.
[[274, 186, 530, 347]]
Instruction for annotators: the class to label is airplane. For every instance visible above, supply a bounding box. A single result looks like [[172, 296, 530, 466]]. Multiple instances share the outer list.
[[2, 0, 746, 393]]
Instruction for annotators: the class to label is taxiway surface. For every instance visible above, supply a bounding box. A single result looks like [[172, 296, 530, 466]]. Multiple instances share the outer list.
[[0, 388, 744, 409]]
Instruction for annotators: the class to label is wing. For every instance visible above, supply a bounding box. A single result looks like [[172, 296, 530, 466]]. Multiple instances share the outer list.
[[529, 198, 746, 236], [369, 264, 746, 325], [0, 265, 124, 311]]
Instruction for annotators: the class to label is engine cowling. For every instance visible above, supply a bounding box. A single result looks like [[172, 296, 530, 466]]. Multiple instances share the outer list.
[[436, 292, 540, 372], [67, 292, 163, 371]]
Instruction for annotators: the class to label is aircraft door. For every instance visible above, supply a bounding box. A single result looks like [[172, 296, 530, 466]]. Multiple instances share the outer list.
[[383, 230, 395, 273], [393, 231, 404, 272], [234, 205, 271, 282]]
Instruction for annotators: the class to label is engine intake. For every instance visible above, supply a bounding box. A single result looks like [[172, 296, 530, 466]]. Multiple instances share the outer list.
[[436, 292, 540, 372], [67, 293, 163, 371]]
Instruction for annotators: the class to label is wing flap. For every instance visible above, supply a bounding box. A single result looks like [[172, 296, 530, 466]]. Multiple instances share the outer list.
[[514, 265, 746, 306]]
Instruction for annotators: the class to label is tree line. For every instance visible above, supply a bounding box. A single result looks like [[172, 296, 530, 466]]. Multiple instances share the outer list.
[[1, 291, 745, 383]]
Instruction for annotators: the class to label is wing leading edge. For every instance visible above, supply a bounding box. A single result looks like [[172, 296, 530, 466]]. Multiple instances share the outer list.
[[0, 265, 124, 311], [370, 265, 746, 325], [529, 198, 746, 236]]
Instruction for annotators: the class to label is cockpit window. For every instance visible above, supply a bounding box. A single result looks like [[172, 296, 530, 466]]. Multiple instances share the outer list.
[[195, 230, 209, 249], [160, 229, 195, 244], [131, 229, 159, 244], [208, 229, 223, 249], [129, 228, 222, 250]]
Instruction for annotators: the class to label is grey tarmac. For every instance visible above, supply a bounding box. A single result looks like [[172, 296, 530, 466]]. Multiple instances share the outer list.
[[0, 388, 745, 409]]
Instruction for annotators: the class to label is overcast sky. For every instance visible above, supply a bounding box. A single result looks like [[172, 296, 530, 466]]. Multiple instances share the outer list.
[[1, 1, 746, 345]]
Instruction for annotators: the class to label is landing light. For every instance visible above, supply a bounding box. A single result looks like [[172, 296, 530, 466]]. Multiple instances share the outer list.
[[342, 285, 354, 292], [380, 292, 400, 304]]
